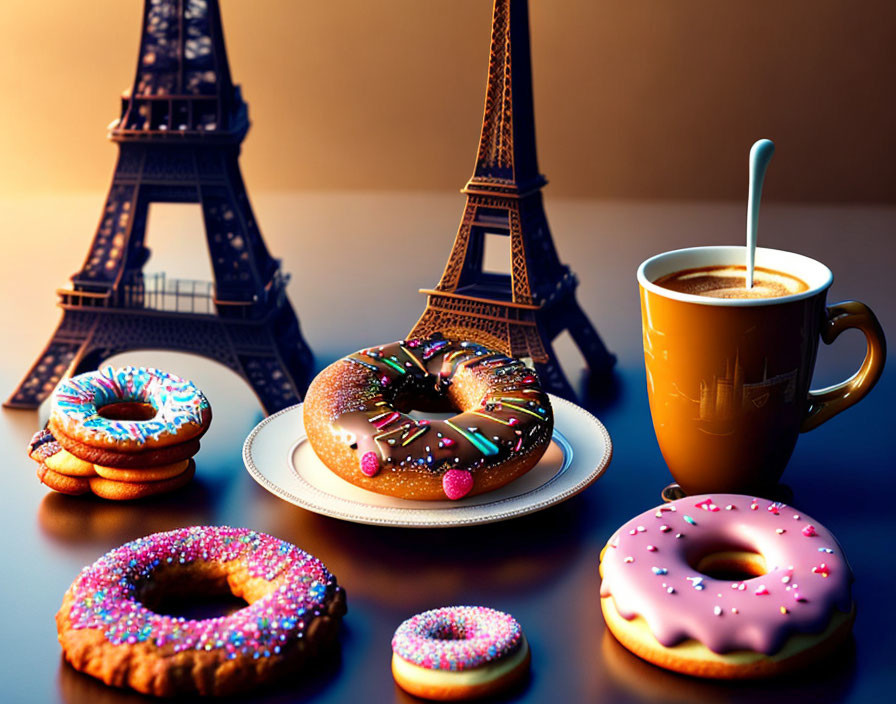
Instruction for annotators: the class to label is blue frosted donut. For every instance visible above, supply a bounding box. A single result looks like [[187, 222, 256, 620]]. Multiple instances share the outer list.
[[49, 366, 211, 453]]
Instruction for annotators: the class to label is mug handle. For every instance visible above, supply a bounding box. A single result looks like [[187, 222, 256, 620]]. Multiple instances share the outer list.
[[801, 301, 887, 432]]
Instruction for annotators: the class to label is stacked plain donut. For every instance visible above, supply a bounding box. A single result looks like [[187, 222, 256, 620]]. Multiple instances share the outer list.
[[29, 366, 211, 500]]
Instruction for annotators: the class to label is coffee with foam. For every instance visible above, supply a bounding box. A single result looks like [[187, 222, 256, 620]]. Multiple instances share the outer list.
[[654, 265, 809, 299]]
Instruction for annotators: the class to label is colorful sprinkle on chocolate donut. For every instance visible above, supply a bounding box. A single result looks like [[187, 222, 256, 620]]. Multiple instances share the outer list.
[[442, 469, 474, 500], [360, 451, 380, 477]]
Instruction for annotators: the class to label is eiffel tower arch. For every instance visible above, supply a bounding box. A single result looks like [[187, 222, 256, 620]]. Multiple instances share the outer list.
[[6, 0, 313, 414], [410, 0, 615, 398]]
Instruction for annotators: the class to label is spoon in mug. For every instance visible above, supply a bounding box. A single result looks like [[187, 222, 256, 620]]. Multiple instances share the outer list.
[[746, 139, 775, 288]]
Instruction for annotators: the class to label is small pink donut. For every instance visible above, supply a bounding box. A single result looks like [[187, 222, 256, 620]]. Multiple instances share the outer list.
[[391, 606, 530, 700]]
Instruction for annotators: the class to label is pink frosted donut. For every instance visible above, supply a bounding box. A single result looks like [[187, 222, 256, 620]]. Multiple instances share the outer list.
[[600, 494, 854, 678], [391, 606, 530, 700]]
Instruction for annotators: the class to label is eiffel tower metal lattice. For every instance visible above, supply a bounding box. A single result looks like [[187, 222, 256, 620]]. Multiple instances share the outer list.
[[409, 0, 615, 397], [5, 0, 313, 414]]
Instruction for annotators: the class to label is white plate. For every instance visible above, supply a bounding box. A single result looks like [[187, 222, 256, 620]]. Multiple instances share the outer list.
[[242, 394, 612, 528]]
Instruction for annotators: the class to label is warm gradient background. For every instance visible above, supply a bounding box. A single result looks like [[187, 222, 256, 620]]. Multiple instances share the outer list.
[[1, 4, 895, 703], [1, 0, 894, 202]]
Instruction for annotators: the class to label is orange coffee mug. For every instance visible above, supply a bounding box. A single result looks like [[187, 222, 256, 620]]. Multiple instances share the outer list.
[[638, 246, 886, 495]]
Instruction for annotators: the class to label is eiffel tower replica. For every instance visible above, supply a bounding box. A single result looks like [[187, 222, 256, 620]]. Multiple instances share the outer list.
[[409, 0, 614, 397], [5, 0, 312, 414]]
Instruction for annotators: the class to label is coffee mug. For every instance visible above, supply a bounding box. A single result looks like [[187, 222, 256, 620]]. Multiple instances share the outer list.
[[637, 246, 886, 495]]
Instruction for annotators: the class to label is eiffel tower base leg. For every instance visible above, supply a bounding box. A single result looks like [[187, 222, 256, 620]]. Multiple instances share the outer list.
[[533, 358, 576, 399], [4, 311, 93, 409], [560, 298, 616, 378], [531, 295, 616, 399], [5, 305, 313, 416], [229, 304, 314, 414]]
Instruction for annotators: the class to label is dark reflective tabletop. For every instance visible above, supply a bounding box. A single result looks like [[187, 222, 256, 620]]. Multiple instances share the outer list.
[[1, 194, 894, 702]]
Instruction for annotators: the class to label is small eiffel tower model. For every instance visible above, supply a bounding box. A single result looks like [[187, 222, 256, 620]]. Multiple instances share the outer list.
[[5, 0, 312, 414], [409, 0, 614, 397]]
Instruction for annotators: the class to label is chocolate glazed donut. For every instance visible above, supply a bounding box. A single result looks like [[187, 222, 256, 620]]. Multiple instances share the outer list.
[[303, 336, 554, 501]]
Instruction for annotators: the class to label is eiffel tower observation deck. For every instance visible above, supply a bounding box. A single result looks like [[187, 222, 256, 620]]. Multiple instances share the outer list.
[[111, 0, 248, 142], [6, 0, 313, 413]]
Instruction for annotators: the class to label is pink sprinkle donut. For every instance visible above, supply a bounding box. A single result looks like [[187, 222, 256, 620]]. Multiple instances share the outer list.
[[391, 606, 530, 700], [600, 494, 855, 678], [56, 526, 347, 696]]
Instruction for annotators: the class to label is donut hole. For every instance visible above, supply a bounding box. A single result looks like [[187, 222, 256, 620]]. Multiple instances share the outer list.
[[391, 385, 456, 415], [692, 549, 767, 581], [147, 590, 248, 620], [98, 402, 157, 422], [136, 567, 248, 619], [390, 363, 494, 416], [428, 623, 470, 641]]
